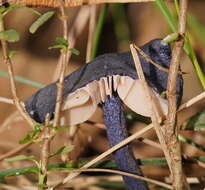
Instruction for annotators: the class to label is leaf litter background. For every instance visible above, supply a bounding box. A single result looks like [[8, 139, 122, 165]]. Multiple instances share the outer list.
[[0, 1, 205, 189]]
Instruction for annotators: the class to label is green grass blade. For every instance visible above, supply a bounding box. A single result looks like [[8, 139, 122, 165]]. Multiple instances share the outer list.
[[155, 0, 177, 32], [178, 134, 205, 152], [156, 0, 205, 90], [0, 71, 45, 88], [91, 4, 108, 60], [187, 13, 205, 48]]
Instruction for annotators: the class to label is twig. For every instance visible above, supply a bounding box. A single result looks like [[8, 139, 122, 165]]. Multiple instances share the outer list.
[[56, 168, 173, 189], [138, 137, 162, 150], [0, 96, 13, 104], [52, 124, 154, 188], [133, 45, 185, 75], [53, 0, 69, 127], [39, 114, 51, 189], [0, 14, 36, 128], [0, 142, 33, 161], [178, 91, 205, 111], [1, 0, 155, 8], [165, 0, 190, 189], [130, 44, 174, 171]]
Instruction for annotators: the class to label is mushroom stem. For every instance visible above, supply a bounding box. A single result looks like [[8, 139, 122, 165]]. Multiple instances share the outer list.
[[103, 94, 149, 190]]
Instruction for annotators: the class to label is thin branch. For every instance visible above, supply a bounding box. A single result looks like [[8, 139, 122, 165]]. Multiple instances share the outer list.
[[138, 137, 162, 150], [178, 91, 205, 111], [39, 114, 51, 189], [165, 0, 189, 189], [56, 168, 173, 189], [0, 15, 36, 128], [53, 0, 69, 127], [0, 96, 13, 104], [133, 45, 184, 75], [130, 44, 174, 170], [1, 0, 155, 8]]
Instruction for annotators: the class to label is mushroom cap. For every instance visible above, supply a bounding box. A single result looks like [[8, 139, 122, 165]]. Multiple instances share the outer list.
[[24, 39, 183, 124]]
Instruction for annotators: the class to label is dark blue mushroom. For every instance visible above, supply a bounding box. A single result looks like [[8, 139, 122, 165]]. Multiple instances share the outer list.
[[24, 39, 183, 190]]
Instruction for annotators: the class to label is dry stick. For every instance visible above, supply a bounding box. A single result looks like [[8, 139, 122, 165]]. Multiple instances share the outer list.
[[0, 0, 155, 8], [0, 18, 36, 128], [53, 0, 69, 128], [131, 42, 190, 190], [50, 124, 154, 188], [58, 168, 173, 189], [138, 137, 162, 150], [133, 45, 184, 75], [130, 44, 174, 170], [39, 114, 51, 190], [39, 0, 71, 189], [0, 97, 13, 104], [86, 5, 97, 62], [166, 0, 190, 189], [178, 91, 205, 111]]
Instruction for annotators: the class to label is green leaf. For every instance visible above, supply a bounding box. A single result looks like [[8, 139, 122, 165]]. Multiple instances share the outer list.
[[29, 11, 55, 34], [19, 134, 33, 144], [8, 50, 17, 58], [69, 48, 80, 55], [56, 37, 69, 47], [19, 127, 41, 144], [5, 155, 37, 162], [48, 44, 65, 50], [0, 29, 19, 42], [49, 145, 74, 158]]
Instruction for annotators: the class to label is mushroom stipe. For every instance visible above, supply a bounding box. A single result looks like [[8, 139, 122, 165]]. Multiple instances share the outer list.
[[24, 39, 183, 190]]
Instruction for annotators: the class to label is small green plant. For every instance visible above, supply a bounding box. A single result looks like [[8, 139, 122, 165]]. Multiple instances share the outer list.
[[5, 144, 74, 188], [48, 37, 80, 55]]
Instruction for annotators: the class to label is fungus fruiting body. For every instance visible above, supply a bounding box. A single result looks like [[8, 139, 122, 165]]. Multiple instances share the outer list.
[[25, 39, 183, 190]]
